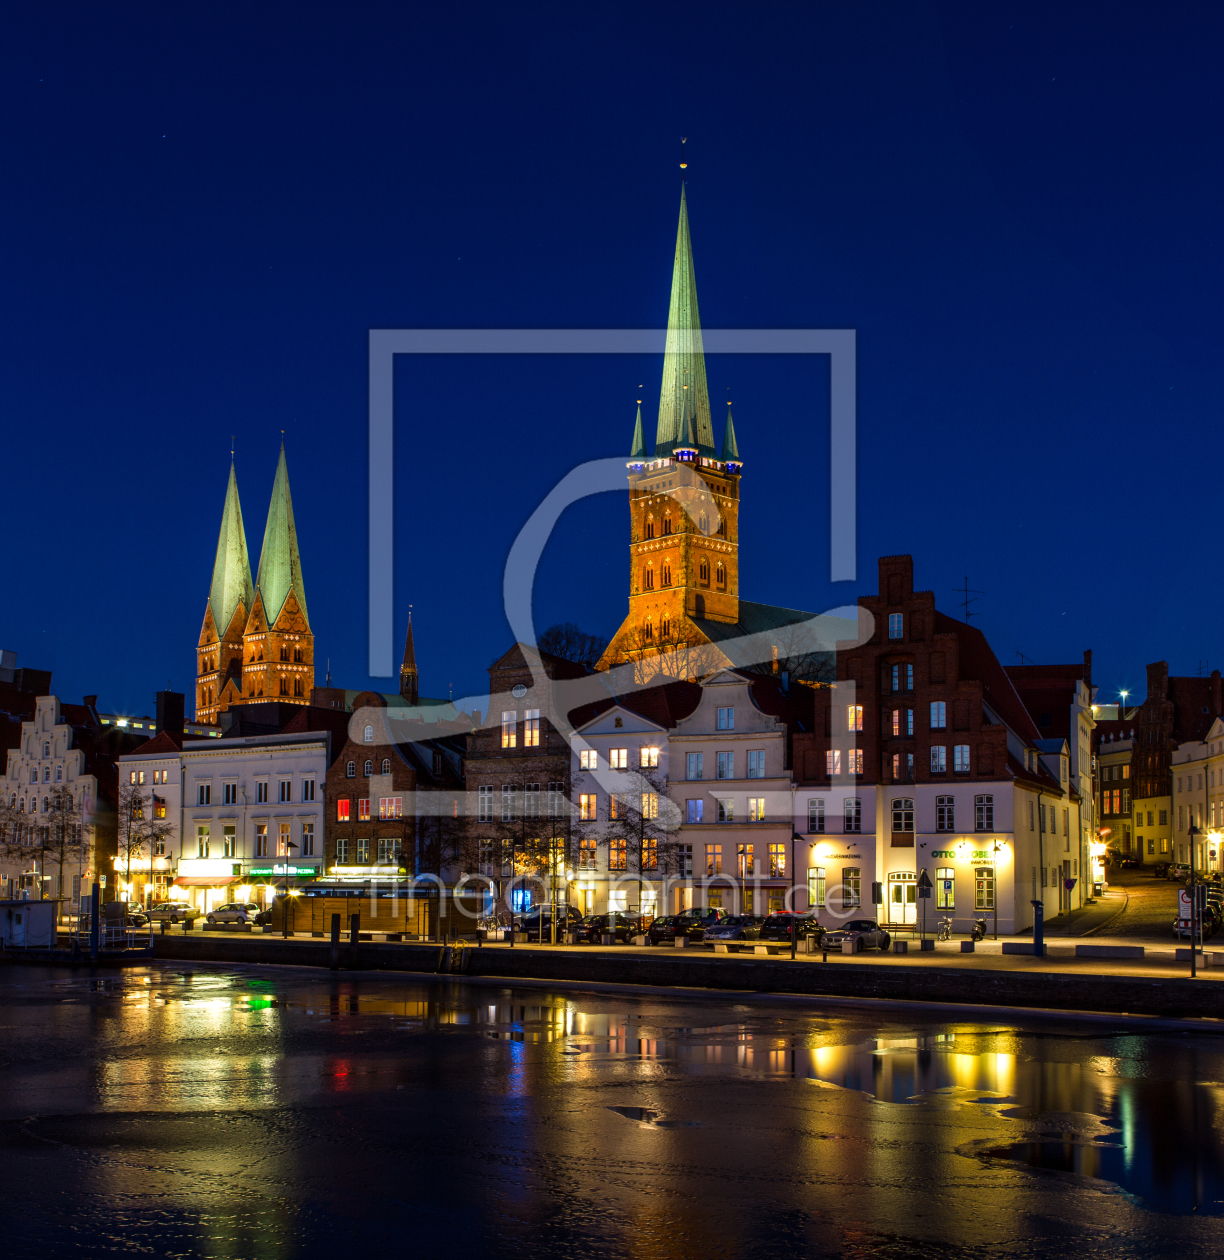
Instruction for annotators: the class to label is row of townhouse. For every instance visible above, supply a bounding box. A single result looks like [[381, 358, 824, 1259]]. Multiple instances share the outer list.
[[467, 557, 1098, 936]]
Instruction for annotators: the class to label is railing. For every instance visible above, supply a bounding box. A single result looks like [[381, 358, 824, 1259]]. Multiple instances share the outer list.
[[69, 920, 155, 952]]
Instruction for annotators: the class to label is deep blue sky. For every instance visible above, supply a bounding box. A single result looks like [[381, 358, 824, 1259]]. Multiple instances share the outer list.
[[3, 2, 1222, 716]]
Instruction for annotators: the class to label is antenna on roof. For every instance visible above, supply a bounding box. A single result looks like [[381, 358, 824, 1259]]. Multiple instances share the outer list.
[[1016, 650, 1035, 666], [955, 577, 984, 624]]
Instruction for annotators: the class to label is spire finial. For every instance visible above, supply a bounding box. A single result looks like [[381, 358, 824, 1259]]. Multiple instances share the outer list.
[[230, 434, 236, 460], [679, 136, 687, 172]]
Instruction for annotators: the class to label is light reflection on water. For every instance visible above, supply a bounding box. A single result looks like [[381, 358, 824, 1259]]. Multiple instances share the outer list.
[[3, 963, 1224, 1255]]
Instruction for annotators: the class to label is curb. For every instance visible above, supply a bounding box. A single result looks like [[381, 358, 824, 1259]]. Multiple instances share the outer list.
[[1081, 890, 1131, 938]]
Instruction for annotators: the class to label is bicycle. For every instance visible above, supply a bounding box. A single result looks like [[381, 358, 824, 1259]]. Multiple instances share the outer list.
[[936, 916, 954, 941]]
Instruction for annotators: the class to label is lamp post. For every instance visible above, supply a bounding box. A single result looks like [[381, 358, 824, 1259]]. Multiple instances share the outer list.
[[1188, 822, 1202, 977], [281, 840, 298, 938]]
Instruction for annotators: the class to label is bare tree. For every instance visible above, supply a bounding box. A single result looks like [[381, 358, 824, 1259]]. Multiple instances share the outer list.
[[115, 782, 176, 908], [0, 787, 87, 917], [537, 623, 608, 669]]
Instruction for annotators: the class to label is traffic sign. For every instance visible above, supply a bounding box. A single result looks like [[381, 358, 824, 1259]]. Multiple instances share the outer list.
[[917, 869, 932, 899]]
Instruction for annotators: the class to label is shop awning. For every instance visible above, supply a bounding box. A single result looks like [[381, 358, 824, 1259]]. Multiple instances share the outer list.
[[173, 875, 236, 887]]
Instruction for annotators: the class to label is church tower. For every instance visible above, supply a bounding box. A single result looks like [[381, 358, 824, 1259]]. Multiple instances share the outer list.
[[239, 443, 315, 706], [598, 185, 744, 672], [196, 460, 254, 722], [399, 612, 418, 704]]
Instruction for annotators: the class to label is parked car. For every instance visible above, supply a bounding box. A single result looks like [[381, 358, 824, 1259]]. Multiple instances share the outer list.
[[572, 912, 646, 944], [821, 918, 891, 951], [646, 914, 682, 944], [1119, 856, 1144, 869], [757, 912, 824, 945], [148, 901, 198, 924], [517, 904, 583, 940], [1152, 862, 1170, 878], [206, 902, 261, 924], [672, 907, 728, 940], [1173, 916, 1217, 940], [702, 914, 765, 942]]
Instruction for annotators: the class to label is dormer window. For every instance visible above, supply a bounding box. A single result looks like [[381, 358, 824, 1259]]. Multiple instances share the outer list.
[[364, 725, 374, 743]]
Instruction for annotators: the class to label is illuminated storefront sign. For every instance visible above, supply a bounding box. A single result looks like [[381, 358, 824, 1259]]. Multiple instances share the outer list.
[[176, 859, 241, 879], [247, 865, 320, 878]]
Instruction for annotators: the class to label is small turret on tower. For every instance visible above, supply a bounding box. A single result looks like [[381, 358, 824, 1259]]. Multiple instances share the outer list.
[[627, 401, 647, 471], [722, 403, 741, 474]]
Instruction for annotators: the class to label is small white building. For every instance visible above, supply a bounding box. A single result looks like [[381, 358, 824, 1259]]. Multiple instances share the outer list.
[[177, 730, 331, 913], [116, 732, 186, 907], [1171, 721, 1224, 874], [1, 696, 100, 912]]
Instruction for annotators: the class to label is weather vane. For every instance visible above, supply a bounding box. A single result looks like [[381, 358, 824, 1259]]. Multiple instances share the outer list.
[[680, 137, 687, 171]]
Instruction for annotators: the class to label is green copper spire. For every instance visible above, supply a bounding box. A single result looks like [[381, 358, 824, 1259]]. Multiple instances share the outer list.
[[208, 461, 254, 636], [655, 186, 715, 458], [254, 443, 309, 628], [721, 405, 741, 463], [629, 403, 647, 461], [675, 393, 698, 454]]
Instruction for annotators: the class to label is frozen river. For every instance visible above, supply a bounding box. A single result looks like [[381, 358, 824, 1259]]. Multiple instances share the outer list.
[[0, 962, 1222, 1257]]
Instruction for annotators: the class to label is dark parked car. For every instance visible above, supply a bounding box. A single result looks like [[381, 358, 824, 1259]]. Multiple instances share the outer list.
[[572, 912, 646, 944], [702, 915, 765, 942], [757, 912, 824, 945], [822, 918, 891, 951], [517, 904, 583, 940], [1152, 862, 1171, 878], [647, 913, 724, 944]]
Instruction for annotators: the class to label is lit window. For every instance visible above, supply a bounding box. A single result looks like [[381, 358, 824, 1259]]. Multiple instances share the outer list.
[[748, 797, 766, 822], [579, 793, 597, 821], [524, 709, 540, 748], [975, 866, 995, 910], [931, 746, 947, 774], [337, 799, 350, 822], [768, 843, 786, 877], [609, 748, 628, 769], [579, 749, 597, 771], [501, 710, 517, 749], [888, 614, 903, 639], [609, 837, 627, 870], [807, 798, 825, 833], [936, 867, 955, 910], [849, 750, 863, 774], [641, 792, 659, 819], [358, 799, 371, 822], [847, 705, 863, 732], [686, 798, 704, 823], [706, 843, 722, 875], [808, 866, 826, 908], [736, 844, 754, 877], [826, 749, 841, 776], [379, 797, 403, 820], [930, 701, 946, 730], [357, 838, 370, 864], [640, 746, 659, 768], [254, 825, 268, 857], [277, 822, 291, 857]]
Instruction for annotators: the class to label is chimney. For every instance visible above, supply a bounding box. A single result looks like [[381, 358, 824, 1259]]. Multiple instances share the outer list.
[[1083, 649, 1092, 690], [156, 690, 185, 738], [1145, 661, 1168, 707]]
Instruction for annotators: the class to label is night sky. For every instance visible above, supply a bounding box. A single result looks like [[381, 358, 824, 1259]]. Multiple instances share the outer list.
[[3, 3, 1222, 717]]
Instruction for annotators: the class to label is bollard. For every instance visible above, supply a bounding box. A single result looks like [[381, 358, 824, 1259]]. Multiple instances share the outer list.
[[674, 936, 687, 948], [892, 939, 908, 954], [960, 940, 975, 953], [160, 918, 168, 936], [920, 939, 935, 952], [329, 913, 341, 970]]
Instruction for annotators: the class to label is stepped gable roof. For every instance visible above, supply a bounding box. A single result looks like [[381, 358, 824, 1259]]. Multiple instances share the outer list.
[[207, 461, 255, 637], [933, 611, 1042, 744], [253, 443, 309, 628], [654, 185, 716, 458]]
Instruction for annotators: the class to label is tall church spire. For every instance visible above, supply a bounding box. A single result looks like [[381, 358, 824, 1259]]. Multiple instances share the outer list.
[[399, 611, 418, 704], [208, 461, 254, 638], [655, 186, 715, 458], [254, 442, 309, 629]]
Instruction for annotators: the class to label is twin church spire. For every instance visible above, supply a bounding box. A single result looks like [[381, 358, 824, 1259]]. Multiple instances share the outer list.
[[196, 444, 314, 723]]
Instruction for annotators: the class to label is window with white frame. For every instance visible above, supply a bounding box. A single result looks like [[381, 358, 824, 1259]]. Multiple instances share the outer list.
[[501, 711, 517, 749], [808, 798, 825, 833], [930, 701, 946, 730], [936, 867, 954, 909], [844, 797, 861, 832], [639, 746, 659, 768], [501, 785, 516, 821], [808, 866, 826, 907], [522, 784, 541, 818], [842, 867, 862, 908], [954, 745, 970, 773], [279, 780, 292, 803], [257, 781, 269, 803], [827, 749, 841, 776], [223, 782, 238, 805], [747, 750, 765, 779], [478, 786, 493, 822], [888, 614, 903, 639], [524, 709, 540, 748], [930, 746, 947, 774], [892, 798, 915, 832], [748, 797, 766, 822], [548, 782, 564, 818], [609, 748, 628, 770], [301, 822, 315, 856], [196, 825, 209, 857], [686, 798, 704, 823], [579, 793, 597, 821], [364, 725, 374, 743], [197, 784, 211, 806], [847, 705, 863, 732], [717, 798, 734, 823], [303, 778, 315, 802], [686, 752, 703, 780], [717, 751, 734, 779], [579, 749, 597, 771], [716, 707, 734, 730], [975, 794, 994, 831], [936, 795, 954, 831]]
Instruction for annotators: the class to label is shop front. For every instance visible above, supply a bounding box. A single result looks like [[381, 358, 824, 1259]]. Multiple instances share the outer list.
[[803, 834, 875, 928], [173, 858, 243, 912], [111, 854, 174, 908], [925, 838, 1012, 936]]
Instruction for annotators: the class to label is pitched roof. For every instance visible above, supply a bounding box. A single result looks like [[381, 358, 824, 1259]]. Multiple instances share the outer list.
[[933, 612, 1042, 743], [568, 679, 702, 732], [721, 405, 740, 462], [654, 185, 716, 459], [129, 730, 183, 755], [208, 461, 255, 638], [254, 443, 309, 628]]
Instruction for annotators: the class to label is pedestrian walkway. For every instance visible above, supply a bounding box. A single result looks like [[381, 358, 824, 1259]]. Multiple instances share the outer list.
[[1044, 886, 1128, 937]]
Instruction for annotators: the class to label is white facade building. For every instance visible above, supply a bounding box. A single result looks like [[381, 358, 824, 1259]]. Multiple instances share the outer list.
[[116, 734, 185, 907], [177, 730, 331, 913], [1, 696, 100, 911]]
